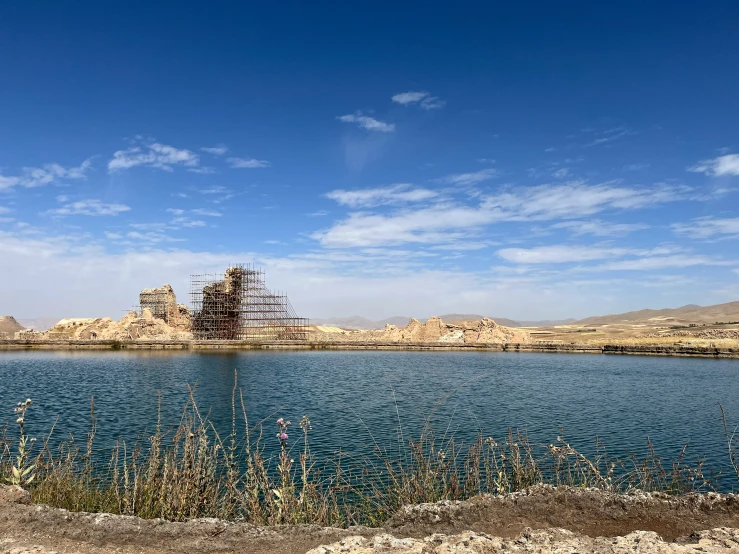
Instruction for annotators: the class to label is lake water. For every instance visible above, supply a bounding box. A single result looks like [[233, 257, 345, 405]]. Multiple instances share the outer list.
[[1, 350, 738, 488]]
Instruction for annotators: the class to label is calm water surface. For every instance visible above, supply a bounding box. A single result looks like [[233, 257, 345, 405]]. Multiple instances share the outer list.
[[1, 351, 738, 486]]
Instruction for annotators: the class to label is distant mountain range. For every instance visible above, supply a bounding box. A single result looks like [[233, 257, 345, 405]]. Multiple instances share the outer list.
[[16, 317, 62, 331], [572, 301, 739, 326], [7, 301, 738, 334], [310, 314, 577, 330]]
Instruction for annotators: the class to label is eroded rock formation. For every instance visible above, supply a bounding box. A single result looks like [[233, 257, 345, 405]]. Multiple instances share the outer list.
[[317, 316, 531, 345], [32, 309, 193, 341]]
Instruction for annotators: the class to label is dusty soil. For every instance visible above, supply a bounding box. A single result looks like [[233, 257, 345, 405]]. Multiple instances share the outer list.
[[3, 485, 739, 553], [308, 528, 739, 553]]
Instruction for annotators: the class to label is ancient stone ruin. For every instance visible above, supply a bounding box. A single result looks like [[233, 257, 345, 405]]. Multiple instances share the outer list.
[[190, 264, 309, 341], [138, 284, 191, 331]]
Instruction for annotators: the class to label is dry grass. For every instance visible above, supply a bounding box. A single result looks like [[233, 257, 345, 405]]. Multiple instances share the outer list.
[[1, 374, 735, 527]]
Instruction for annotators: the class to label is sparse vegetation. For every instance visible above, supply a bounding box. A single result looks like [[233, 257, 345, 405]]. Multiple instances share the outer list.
[[1, 375, 735, 527]]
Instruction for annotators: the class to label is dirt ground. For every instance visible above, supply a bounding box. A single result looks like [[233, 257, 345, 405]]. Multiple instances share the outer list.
[[3, 485, 739, 553]]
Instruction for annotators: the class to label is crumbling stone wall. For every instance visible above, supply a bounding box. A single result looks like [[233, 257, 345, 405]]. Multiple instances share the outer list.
[[139, 284, 191, 331]]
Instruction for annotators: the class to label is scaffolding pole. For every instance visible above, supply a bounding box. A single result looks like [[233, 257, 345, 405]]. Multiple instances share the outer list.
[[190, 264, 309, 341]]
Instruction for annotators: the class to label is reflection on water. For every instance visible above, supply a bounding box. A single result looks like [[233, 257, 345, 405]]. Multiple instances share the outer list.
[[1, 350, 738, 484]]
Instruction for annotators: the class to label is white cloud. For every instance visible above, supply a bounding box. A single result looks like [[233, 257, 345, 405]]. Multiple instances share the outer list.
[[171, 217, 206, 228], [0, 205, 11, 215], [552, 220, 649, 237], [191, 208, 222, 217], [391, 91, 445, 110], [337, 112, 395, 132], [496, 245, 729, 271], [672, 217, 739, 239], [391, 91, 427, 105], [197, 185, 230, 194], [436, 169, 499, 186], [553, 168, 570, 179], [484, 181, 687, 220], [46, 199, 131, 217], [1, 227, 738, 321], [130, 222, 170, 231], [498, 245, 635, 264], [313, 204, 493, 248], [227, 157, 271, 168], [125, 231, 185, 243], [598, 255, 732, 271], [188, 167, 217, 174], [108, 141, 199, 172], [200, 145, 229, 156], [689, 154, 739, 177], [0, 159, 93, 190], [326, 184, 438, 208], [316, 181, 685, 248]]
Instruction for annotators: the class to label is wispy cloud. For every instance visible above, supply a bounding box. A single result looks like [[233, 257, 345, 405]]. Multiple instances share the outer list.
[[689, 154, 739, 177], [200, 145, 229, 156], [188, 166, 217, 174], [108, 140, 199, 172], [584, 126, 635, 147], [337, 112, 395, 132], [598, 254, 733, 271], [326, 184, 438, 208], [497, 245, 676, 264], [551, 220, 649, 237], [316, 181, 686, 248], [0, 159, 93, 190], [125, 231, 185, 243], [391, 91, 445, 110], [191, 208, 222, 217], [171, 217, 206, 228], [227, 157, 271, 168], [197, 185, 230, 195], [46, 199, 131, 217], [672, 217, 739, 239], [435, 168, 499, 186]]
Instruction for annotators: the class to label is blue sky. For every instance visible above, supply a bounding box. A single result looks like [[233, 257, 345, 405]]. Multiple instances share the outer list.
[[1, 2, 738, 320]]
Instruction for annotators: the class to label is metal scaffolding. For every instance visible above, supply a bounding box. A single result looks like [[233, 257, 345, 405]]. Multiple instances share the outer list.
[[190, 264, 309, 341]]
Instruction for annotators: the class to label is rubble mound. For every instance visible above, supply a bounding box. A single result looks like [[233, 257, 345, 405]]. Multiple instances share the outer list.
[[0, 315, 25, 336], [39, 309, 193, 341], [319, 316, 531, 344], [374, 316, 530, 344]]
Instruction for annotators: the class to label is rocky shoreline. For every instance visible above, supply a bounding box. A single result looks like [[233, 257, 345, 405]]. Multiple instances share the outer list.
[[2, 485, 739, 553]]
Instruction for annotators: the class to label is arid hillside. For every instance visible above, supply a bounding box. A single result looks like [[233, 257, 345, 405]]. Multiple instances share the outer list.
[[0, 315, 24, 335], [574, 301, 739, 326]]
